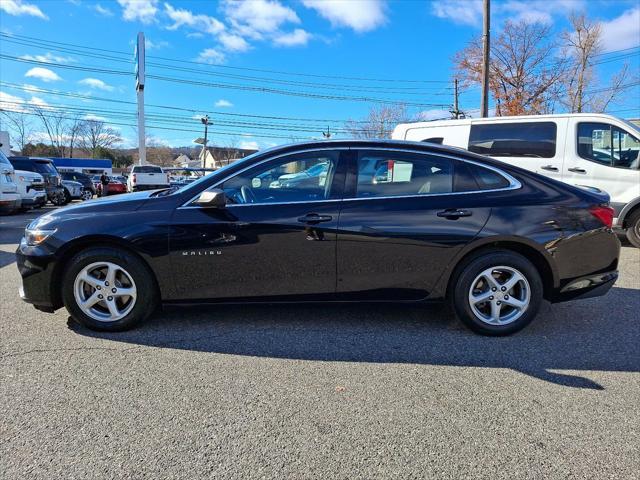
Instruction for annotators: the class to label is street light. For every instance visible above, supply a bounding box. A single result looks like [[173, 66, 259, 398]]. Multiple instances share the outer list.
[[199, 115, 212, 169]]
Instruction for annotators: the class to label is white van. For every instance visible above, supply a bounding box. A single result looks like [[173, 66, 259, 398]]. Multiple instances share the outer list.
[[392, 113, 640, 246]]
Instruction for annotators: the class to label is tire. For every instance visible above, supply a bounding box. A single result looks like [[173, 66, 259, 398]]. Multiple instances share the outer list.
[[625, 210, 640, 248], [62, 247, 159, 331], [451, 250, 543, 336], [81, 189, 93, 201], [63, 188, 71, 204]]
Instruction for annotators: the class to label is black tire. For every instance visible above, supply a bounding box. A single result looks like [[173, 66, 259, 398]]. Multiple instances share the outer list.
[[451, 250, 543, 336], [62, 247, 159, 331], [63, 188, 71, 204], [625, 210, 640, 248]]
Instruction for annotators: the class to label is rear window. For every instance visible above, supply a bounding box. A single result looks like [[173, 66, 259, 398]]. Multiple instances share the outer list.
[[133, 166, 163, 173], [468, 122, 557, 158], [9, 159, 33, 171]]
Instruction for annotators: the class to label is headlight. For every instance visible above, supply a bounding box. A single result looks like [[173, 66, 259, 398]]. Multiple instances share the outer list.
[[24, 227, 56, 246]]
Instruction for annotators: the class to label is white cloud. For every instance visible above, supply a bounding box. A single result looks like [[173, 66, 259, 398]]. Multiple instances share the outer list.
[[28, 96, 51, 109], [223, 0, 299, 37], [273, 28, 312, 47], [145, 38, 169, 50], [25, 67, 61, 82], [430, 0, 482, 26], [416, 109, 452, 121], [0, 0, 48, 19], [239, 140, 259, 150], [83, 114, 107, 122], [196, 48, 226, 64], [117, 0, 158, 24], [0, 91, 25, 111], [302, 0, 386, 32], [219, 32, 250, 52], [600, 7, 640, 52], [164, 3, 224, 35], [94, 4, 113, 17], [78, 78, 114, 91], [215, 99, 233, 108], [20, 52, 75, 64]]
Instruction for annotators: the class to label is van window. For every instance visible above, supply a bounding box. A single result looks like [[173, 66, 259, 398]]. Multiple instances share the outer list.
[[133, 165, 163, 174], [578, 123, 640, 169], [468, 122, 557, 158]]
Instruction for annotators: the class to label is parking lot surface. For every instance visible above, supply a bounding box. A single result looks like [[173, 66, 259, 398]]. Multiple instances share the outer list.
[[1, 207, 639, 479]]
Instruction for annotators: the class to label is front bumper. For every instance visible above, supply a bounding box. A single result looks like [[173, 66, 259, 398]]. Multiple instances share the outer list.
[[0, 196, 21, 213], [20, 194, 47, 207], [16, 239, 59, 311]]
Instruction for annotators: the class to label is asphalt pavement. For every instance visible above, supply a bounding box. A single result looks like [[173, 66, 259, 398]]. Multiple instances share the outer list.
[[1, 207, 639, 479]]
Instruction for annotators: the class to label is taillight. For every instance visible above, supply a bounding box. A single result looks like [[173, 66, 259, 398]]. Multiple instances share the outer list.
[[589, 205, 614, 228]]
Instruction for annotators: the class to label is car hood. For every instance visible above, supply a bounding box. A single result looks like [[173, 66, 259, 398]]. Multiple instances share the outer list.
[[15, 170, 43, 182]]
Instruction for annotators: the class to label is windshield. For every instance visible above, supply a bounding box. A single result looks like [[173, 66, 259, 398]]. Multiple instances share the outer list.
[[0, 150, 12, 168], [621, 118, 640, 136]]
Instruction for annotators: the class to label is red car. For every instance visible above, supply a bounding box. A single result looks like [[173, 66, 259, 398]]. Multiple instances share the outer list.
[[96, 178, 127, 196]]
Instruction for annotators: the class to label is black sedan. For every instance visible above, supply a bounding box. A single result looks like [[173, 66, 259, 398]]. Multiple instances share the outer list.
[[16, 140, 620, 335]]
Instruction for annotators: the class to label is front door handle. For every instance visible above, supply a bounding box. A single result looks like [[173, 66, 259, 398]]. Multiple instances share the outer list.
[[568, 167, 587, 174], [437, 209, 472, 219], [297, 213, 333, 224], [541, 165, 559, 172]]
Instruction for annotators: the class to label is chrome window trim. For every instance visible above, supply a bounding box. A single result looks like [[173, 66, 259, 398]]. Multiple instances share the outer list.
[[178, 146, 521, 209]]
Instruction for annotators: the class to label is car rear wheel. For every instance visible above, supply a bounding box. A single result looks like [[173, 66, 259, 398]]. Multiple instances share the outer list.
[[625, 210, 640, 248], [81, 189, 93, 201], [451, 250, 543, 336], [62, 247, 158, 331]]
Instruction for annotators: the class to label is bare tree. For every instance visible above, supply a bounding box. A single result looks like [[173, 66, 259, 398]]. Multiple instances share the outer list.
[[67, 116, 84, 158], [345, 104, 408, 139], [78, 120, 122, 158], [34, 107, 69, 156], [561, 13, 630, 113], [0, 111, 33, 153], [454, 20, 567, 116]]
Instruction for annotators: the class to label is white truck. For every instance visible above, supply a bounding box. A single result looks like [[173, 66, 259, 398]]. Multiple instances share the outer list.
[[126, 165, 170, 192]]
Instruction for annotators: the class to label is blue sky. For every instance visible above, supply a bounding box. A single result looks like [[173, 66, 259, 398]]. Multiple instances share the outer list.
[[0, 0, 639, 150]]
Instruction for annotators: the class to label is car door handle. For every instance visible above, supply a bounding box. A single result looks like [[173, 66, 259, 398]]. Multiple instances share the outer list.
[[437, 209, 472, 219], [297, 213, 333, 224], [541, 165, 559, 172], [568, 167, 587, 174]]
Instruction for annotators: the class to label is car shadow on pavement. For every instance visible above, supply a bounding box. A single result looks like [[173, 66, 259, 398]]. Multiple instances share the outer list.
[[0, 250, 16, 268], [69, 286, 640, 391]]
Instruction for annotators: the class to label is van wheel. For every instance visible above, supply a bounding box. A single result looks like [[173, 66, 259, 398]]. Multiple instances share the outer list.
[[62, 247, 159, 331], [625, 210, 640, 248], [451, 250, 543, 336]]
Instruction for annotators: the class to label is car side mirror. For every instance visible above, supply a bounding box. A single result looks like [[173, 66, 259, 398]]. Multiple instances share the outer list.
[[195, 189, 227, 208]]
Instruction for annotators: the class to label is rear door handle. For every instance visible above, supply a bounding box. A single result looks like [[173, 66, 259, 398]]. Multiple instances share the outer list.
[[437, 209, 472, 219], [568, 167, 587, 174], [541, 165, 559, 172], [297, 213, 333, 224]]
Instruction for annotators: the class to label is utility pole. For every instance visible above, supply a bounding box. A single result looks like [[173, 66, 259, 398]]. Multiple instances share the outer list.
[[480, 0, 490, 118], [452, 78, 460, 119], [135, 32, 146, 164], [201, 115, 211, 169], [322, 126, 332, 138]]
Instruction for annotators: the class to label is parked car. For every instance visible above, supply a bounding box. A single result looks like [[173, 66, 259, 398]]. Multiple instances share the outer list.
[[392, 113, 640, 247], [60, 171, 95, 200], [61, 180, 84, 204], [15, 170, 46, 210], [96, 177, 127, 196], [127, 165, 170, 192], [0, 150, 20, 214], [17, 140, 620, 335], [8, 156, 64, 206]]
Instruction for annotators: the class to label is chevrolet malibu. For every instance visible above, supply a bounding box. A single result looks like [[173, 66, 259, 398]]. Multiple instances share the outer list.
[[16, 140, 620, 335]]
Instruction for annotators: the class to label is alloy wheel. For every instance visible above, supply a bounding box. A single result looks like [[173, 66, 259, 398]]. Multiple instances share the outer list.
[[73, 261, 137, 322], [468, 266, 530, 326]]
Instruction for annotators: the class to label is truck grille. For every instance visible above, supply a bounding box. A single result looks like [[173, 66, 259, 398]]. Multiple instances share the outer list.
[[31, 183, 45, 191]]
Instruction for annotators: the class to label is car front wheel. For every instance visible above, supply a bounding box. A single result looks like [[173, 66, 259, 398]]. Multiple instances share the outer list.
[[62, 247, 159, 331], [451, 250, 543, 336]]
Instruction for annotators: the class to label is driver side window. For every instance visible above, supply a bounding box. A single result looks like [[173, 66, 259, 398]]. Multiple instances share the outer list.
[[220, 151, 339, 205]]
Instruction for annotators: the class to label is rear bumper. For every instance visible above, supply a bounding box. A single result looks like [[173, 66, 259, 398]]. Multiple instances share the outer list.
[[550, 270, 618, 303], [132, 185, 168, 191]]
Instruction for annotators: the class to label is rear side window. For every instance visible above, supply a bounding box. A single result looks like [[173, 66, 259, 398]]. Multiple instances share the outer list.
[[467, 164, 511, 190], [9, 159, 33, 171], [34, 161, 58, 175], [133, 166, 163, 173], [468, 122, 557, 158], [355, 152, 453, 198]]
